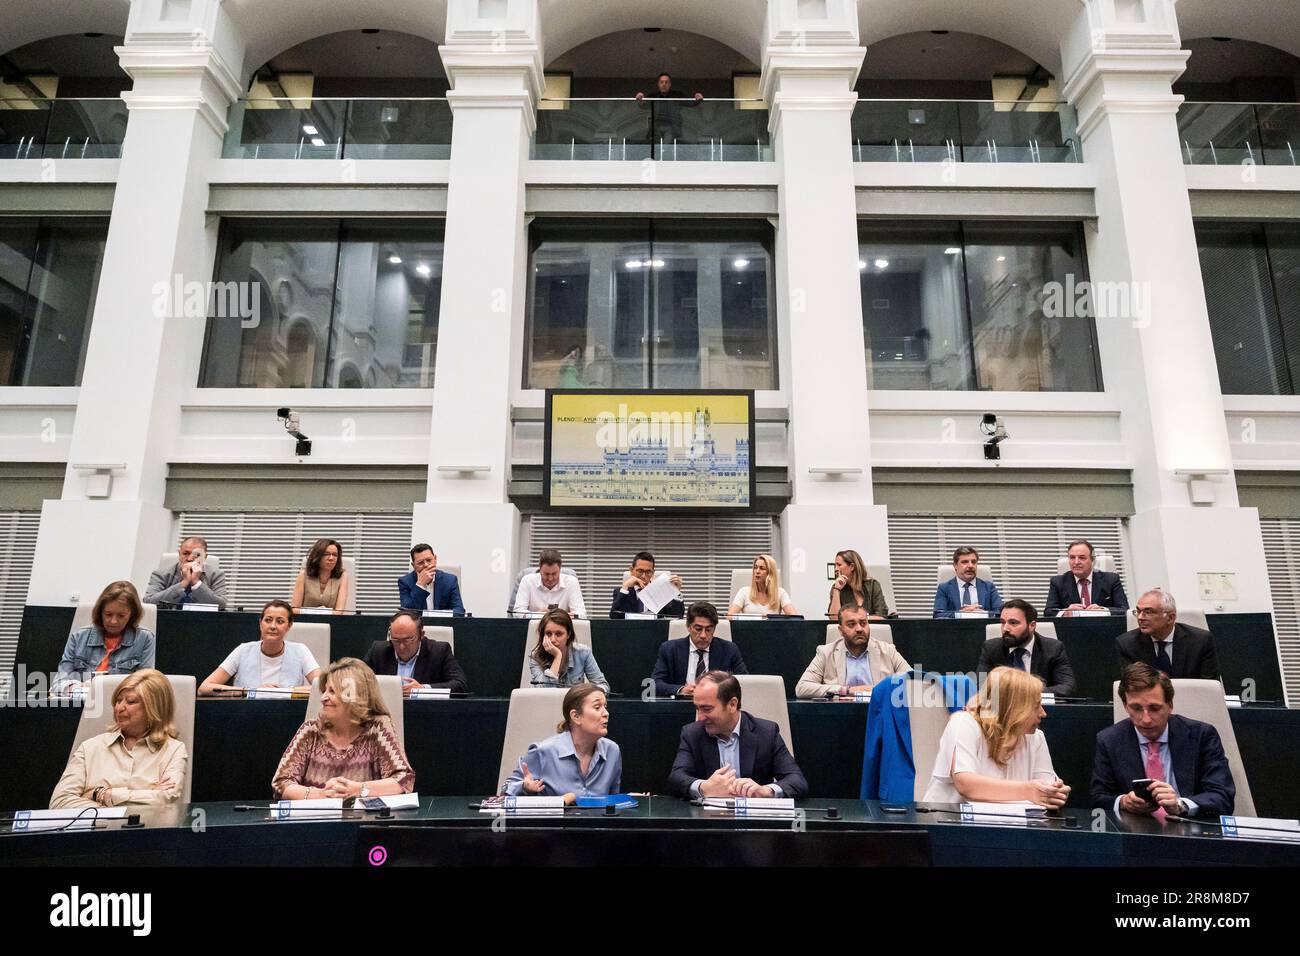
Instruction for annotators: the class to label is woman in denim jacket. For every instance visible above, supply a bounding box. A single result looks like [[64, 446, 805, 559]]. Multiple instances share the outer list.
[[55, 581, 155, 694]]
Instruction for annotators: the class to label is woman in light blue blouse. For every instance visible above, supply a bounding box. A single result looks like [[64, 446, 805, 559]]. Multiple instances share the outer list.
[[502, 683, 622, 798], [527, 609, 609, 692]]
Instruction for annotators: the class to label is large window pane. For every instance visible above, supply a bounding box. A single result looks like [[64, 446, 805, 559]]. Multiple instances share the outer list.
[[963, 223, 1099, 391], [0, 217, 106, 386], [859, 223, 974, 389], [525, 219, 776, 389], [1265, 224, 1300, 393]]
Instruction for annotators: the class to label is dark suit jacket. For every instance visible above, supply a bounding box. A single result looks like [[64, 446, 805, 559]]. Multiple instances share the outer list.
[[397, 569, 465, 614], [361, 638, 468, 694], [651, 638, 748, 698], [934, 577, 1004, 619], [609, 586, 685, 619], [1090, 713, 1235, 817], [976, 634, 1077, 696], [1116, 623, 1221, 681], [1044, 570, 1128, 616], [668, 711, 808, 801]]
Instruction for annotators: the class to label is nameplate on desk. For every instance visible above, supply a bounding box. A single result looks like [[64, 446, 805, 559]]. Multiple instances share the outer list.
[[623, 612, 657, 620], [481, 795, 566, 816], [1040, 693, 1056, 706], [422, 610, 454, 618], [12, 807, 128, 832], [730, 613, 764, 621], [1071, 609, 1110, 618], [246, 687, 295, 699], [959, 801, 1045, 825], [955, 611, 990, 620], [702, 796, 796, 817], [1224, 695, 1243, 709], [522, 612, 545, 620], [273, 798, 343, 819], [182, 603, 220, 613], [1220, 816, 1300, 843], [407, 688, 451, 700], [297, 607, 333, 616]]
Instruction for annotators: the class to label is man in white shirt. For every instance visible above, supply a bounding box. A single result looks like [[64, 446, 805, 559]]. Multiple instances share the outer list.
[[513, 548, 587, 618]]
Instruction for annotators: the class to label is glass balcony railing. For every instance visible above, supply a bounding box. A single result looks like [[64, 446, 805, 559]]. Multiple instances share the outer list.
[[0, 98, 129, 159], [532, 98, 773, 161], [1177, 102, 1299, 166], [222, 98, 453, 159], [850, 100, 1082, 163]]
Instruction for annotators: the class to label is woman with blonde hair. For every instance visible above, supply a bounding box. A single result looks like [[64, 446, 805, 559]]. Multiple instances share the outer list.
[[924, 666, 1070, 807], [826, 549, 889, 620], [292, 538, 349, 614], [728, 553, 797, 618], [501, 683, 621, 798], [50, 668, 188, 809], [272, 658, 414, 800]]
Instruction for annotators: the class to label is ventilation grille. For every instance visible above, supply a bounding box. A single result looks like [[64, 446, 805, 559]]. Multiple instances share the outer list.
[[0, 512, 40, 673], [1261, 519, 1300, 707]]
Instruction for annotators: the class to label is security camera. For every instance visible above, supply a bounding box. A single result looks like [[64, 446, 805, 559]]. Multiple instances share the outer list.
[[276, 407, 312, 456], [980, 413, 1008, 461]]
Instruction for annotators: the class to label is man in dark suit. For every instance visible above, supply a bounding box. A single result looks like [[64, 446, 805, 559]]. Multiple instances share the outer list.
[[1044, 538, 1129, 616], [1091, 663, 1234, 818], [1116, 589, 1221, 680], [976, 599, 1077, 696], [362, 610, 467, 696], [650, 602, 747, 698], [668, 670, 808, 800], [397, 543, 465, 614], [609, 551, 685, 618], [934, 546, 1004, 618]]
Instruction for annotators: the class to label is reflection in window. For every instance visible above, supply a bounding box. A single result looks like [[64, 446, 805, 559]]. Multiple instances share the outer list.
[[1197, 222, 1300, 395], [0, 218, 106, 386], [526, 219, 776, 390], [199, 219, 443, 388], [859, 221, 1100, 392]]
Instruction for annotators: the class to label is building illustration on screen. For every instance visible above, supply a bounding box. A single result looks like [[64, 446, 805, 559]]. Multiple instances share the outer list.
[[551, 407, 750, 506]]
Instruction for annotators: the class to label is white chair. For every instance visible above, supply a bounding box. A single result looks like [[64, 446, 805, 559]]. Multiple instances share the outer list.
[[983, 621, 1057, 641], [438, 564, 462, 589], [68, 674, 198, 803], [905, 677, 956, 801], [519, 617, 593, 689], [1057, 551, 1116, 574], [1124, 608, 1210, 633], [497, 688, 567, 792], [506, 565, 580, 611], [668, 619, 732, 641], [297, 556, 357, 612], [867, 564, 896, 614], [424, 624, 454, 652], [824, 623, 895, 645], [71, 602, 158, 634], [287, 622, 331, 672], [306, 674, 406, 749], [729, 569, 751, 602], [1111, 679, 1254, 817], [735, 674, 794, 759], [936, 563, 997, 586], [159, 551, 222, 573]]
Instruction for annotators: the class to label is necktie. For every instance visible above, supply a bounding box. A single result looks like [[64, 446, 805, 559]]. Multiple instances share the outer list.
[[1011, 648, 1026, 671], [1078, 579, 1090, 606], [694, 649, 706, 682], [1154, 640, 1173, 675], [1144, 740, 1167, 822], [962, 582, 973, 607]]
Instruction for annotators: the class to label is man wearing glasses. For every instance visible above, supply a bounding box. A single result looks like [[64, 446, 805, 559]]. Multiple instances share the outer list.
[[610, 551, 686, 618], [362, 610, 468, 696], [1116, 589, 1221, 681]]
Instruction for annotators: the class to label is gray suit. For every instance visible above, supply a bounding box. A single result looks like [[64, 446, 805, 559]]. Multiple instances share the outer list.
[[796, 637, 911, 699], [145, 562, 228, 608]]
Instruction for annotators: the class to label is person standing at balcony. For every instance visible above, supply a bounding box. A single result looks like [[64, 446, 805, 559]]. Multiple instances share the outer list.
[[635, 73, 703, 150]]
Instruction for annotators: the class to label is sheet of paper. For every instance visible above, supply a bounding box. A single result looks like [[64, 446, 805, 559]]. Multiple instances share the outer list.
[[12, 807, 128, 832], [377, 793, 420, 810], [637, 572, 680, 614], [622, 612, 657, 620]]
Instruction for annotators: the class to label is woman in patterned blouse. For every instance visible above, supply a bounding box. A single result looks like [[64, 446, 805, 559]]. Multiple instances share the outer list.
[[272, 658, 414, 800]]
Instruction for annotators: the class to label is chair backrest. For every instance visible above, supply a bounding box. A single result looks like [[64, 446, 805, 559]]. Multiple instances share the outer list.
[[438, 564, 461, 588], [983, 621, 1057, 641], [1056, 551, 1116, 574], [735, 674, 794, 759], [299, 556, 358, 611], [69, 673, 198, 803], [287, 622, 331, 673], [70, 602, 159, 634], [507, 565, 579, 609], [424, 624, 454, 652], [906, 678, 957, 801], [824, 623, 894, 645], [1111, 679, 1254, 817], [729, 569, 751, 600], [306, 674, 406, 749], [668, 618, 732, 641], [497, 688, 568, 792], [1124, 608, 1210, 633], [936, 563, 996, 586], [159, 551, 221, 572], [519, 617, 593, 688], [866, 564, 896, 614]]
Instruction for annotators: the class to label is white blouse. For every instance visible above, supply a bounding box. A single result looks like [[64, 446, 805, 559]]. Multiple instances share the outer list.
[[730, 585, 792, 615], [923, 710, 1056, 804]]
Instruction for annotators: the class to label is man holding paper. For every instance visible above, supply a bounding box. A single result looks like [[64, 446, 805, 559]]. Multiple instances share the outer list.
[[650, 602, 747, 698], [609, 551, 685, 618], [362, 610, 467, 696], [668, 671, 807, 800]]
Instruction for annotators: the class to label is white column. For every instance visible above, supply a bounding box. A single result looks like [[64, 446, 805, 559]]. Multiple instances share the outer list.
[[27, 0, 244, 605], [412, 0, 543, 615], [762, 0, 887, 614], [1061, 0, 1272, 614]]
